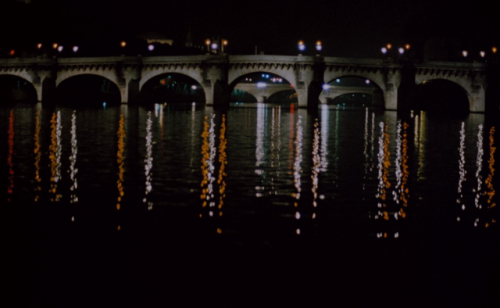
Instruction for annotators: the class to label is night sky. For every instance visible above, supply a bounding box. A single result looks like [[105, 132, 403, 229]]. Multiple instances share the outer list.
[[1, 0, 498, 57]]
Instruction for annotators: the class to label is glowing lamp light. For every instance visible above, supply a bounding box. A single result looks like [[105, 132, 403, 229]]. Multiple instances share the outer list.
[[72, 46, 79, 53], [160, 79, 166, 85], [336, 79, 340, 83], [205, 39, 211, 46], [298, 40, 305, 51], [386, 43, 392, 50], [53, 43, 58, 49], [211, 43, 218, 50], [148, 44, 155, 51], [37, 43, 42, 49], [191, 85, 197, 90], [120, 41, 126, 47], [398, 47, 404, 54], [365, 79, 370, 84], [256, 82, 267, 89], [322, 84, 330, 91], [492, 47, 497, 54], [9, 50, 15, 56], [462, 50, 468, 57], [222, 40, 228, 46], [315, 41, 322, 51], [57, 46, 64, 52], [480, 51, 486, 58], [381, 47, 387, 54], [405, 44, 411, 50]]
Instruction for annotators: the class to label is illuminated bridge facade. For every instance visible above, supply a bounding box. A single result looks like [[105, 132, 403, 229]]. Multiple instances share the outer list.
[[0, 55, 488, 112]]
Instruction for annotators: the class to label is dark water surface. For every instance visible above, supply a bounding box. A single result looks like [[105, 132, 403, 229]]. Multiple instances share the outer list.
[[1, 102, 499, 307]]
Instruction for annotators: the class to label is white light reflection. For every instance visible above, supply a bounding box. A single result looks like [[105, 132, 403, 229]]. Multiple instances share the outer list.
[[144, 111, 153, 210], [475, 124, 484, 210], [293, 115, 303, 201], [320, 105, 329, 172], [311, 119, 321, 217], [255, 103, 265, 177], [393, 121, 402, 204], [457, 122, 466, 211], [69, 111, 78, 207], [207, 115, 216, 208]]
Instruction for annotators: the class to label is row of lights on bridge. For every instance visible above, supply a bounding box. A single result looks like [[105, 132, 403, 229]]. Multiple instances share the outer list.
[[381, 43, 411, 55], [297, 40, 322, 52], [461, 47, 497, 58]]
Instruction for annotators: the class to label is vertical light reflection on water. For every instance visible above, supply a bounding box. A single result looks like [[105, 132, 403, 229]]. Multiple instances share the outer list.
[[293, 115, 303, 235], [320, 105, 329, 173], [144, 111, 153, 211], [116, 114, 125, 230], [49, 111, 62, 202], [457, 122, 466, 213], [375, 122, 391, 238], [484, 127, 496, 228], [34, 110, 41, 202], [474, 125, 484, 212], [200, 115, 217, 217], [393, 121, 402, 205], [200, 117, 209, 214], [7, 110, 14, 202], [160, 104, 165, 158], [370, 112, 375, 172], [69, 111, 78, 221], [311, 118, 321, 220], [255, 103, 265, 177], [400, 122, 409, 217], [363, 108, 369, 192], [217, 114, 227, 233]]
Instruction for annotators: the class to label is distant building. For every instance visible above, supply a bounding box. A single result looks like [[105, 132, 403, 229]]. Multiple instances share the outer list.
[[137, 32, 173, 46]]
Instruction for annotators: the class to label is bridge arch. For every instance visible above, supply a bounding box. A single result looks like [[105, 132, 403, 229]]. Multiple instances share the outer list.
[[322, 75, 384, 107], [140, 69, 210, 104], [415, 76, 484, 113], [229, 72, 297, 104], [412, 78, 471, 114], [0, 74, 38, 102], [56, 74, 122, 104], [139, 73, 206, 103], [0, 72, 41, 101]]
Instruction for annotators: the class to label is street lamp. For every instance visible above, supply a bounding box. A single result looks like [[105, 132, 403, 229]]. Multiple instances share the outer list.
[[57, 46, 64, 52], [381, 47, 387, 54], [492, 47, 497, 54], [315, 41, 322, 51], [9, 50, 15, 56], [211, 42, 218, 53], [205, 39, 211, 52], [73, 46, 79, 53], [462, 50, 468, 58], [405, 44, 411, 50], [298, 40, 305, 52], [37, 43, 42, 49], [398, 47, 404, 55], [386, 43, 392, 50], [148, 44, 155, 51], [52, 43, 58, 49], [222, 39, 228, 53], [480, 51, 486, 58], [120, 41, 126, 47]]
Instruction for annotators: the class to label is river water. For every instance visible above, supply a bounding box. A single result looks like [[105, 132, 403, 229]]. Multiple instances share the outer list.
[[1, 102, 499, 307]]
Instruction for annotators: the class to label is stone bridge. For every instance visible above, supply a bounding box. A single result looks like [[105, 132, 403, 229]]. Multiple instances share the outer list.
[[0, 55, 488, 112]]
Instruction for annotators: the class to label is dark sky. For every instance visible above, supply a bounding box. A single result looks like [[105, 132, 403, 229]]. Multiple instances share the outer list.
[[2, 0, 498, 57]]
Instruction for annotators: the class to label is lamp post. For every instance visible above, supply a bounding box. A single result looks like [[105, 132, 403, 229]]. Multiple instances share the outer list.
[[222, 39, 228, 53], [205, 39, 211, 52], [315, 40, 322, 56], [298, 40, 305, 54]]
